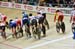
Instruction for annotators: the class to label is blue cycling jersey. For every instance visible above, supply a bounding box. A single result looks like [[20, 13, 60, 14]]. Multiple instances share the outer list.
[[22, 13, 28, 18], [9, 20, 16, 28]]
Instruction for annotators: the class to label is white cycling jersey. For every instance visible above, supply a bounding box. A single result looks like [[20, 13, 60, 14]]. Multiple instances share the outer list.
[[11, 20, 16, 24], [29, 16, 36, 21], [37, 10, 45, 14], [37, 14, 43, 19], [71, 10, 75, 16], [0, 22, 5, 26], [29, 16, 37, 23]]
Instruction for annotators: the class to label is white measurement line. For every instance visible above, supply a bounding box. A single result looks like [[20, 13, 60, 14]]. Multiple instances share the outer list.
[[24, 34, 73, 49]]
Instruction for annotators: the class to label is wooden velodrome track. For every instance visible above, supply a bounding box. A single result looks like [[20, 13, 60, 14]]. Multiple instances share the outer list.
[[0, 7, 75, 49]]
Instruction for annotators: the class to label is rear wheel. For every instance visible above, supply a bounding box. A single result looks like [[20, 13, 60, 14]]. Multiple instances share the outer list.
[[37, 27, 41, 39], [25, 24, 31, 38], [60, 22, 65, 33], [44, 19, 49, 29], [32, 26, 37, 39], [56, 22, 60, 33]]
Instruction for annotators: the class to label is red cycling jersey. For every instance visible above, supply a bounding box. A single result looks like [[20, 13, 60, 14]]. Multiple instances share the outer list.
[[54, 11, 64, 22], [1, 14, 7, 22], [15, 19, 22, 26]]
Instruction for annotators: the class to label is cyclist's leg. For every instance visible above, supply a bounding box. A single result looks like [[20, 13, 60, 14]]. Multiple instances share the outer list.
[[38, 17, 45, 37], [34, 19, 38, 39], [56, 21, 60, 33], [19, 25, 23, 37], [31, 19, 38, 39], [33, 25, 37, 39], [12, 26, 17, 38], [17, 25, 23, 37], [39, 17, 46, 37], [42, 24, 46, 37], [20, 27, 23, 37], [72, 23, 75, 33], [11, 26, 14, 38], [27, 20, 31, 38], [37, 23, 42, 39], [5, 21, 9, 29], [36, 27, 41, 39], [0, 26, 6, 39], [23, 19, 30, 38], [2, 26, 6, 39], [59, 15, 65, 33], [73, 31, 75, 39], [31, 20, 34, 32], [44, 18, 49, 29], [71, 22, 75, 39]]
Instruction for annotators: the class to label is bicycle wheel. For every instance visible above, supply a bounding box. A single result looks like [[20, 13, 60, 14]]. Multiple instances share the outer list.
[[36, 27, 41, 39], [60, 22, 65, 33], [44, 19, 49, 29], [56, 22, 60, 33], [32, 27, 37, 39], [25, 24, 29, 38]]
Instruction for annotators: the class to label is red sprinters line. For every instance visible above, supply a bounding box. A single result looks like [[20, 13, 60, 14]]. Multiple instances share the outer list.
[[0, 42, 22, 49]]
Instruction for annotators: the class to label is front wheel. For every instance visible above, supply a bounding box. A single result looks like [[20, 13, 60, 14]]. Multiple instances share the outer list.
[[37, 28, 41, 39]]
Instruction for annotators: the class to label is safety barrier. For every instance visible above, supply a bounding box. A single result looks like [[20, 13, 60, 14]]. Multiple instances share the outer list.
[[0, 1, 73, 16]]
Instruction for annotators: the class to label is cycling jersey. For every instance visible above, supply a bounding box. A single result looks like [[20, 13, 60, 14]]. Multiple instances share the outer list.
[[70, 10, 75, 23], [15, 19, 22, 26], [10, 20, 16, 28], [54, 11, 64, 22], [1, 14, 7, 22], [22, 13, 28, 18]]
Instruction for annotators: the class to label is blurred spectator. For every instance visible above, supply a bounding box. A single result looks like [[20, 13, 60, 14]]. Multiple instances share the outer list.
[[0, 0, 75, 7], [39, 0, 48, 6], [17, 0, 22, 3], [65, 0, 71, 4], [39, 1, 44, 6], [1, 0, 8, 2], [8, 0, 11, 2], [45, 0, 53, 7], [22, 0, 28, 4], [67, 0, 73, 7], [28, 0, 38, 5]]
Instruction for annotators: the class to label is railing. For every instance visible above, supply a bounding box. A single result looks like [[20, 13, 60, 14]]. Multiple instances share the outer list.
[[0, 1, 73, 16]]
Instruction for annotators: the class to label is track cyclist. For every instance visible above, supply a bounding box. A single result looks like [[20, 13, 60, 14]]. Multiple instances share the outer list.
[[70, 5, 75, 39], [54, 10, 65, 33], [22, 11, 31, 38]]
